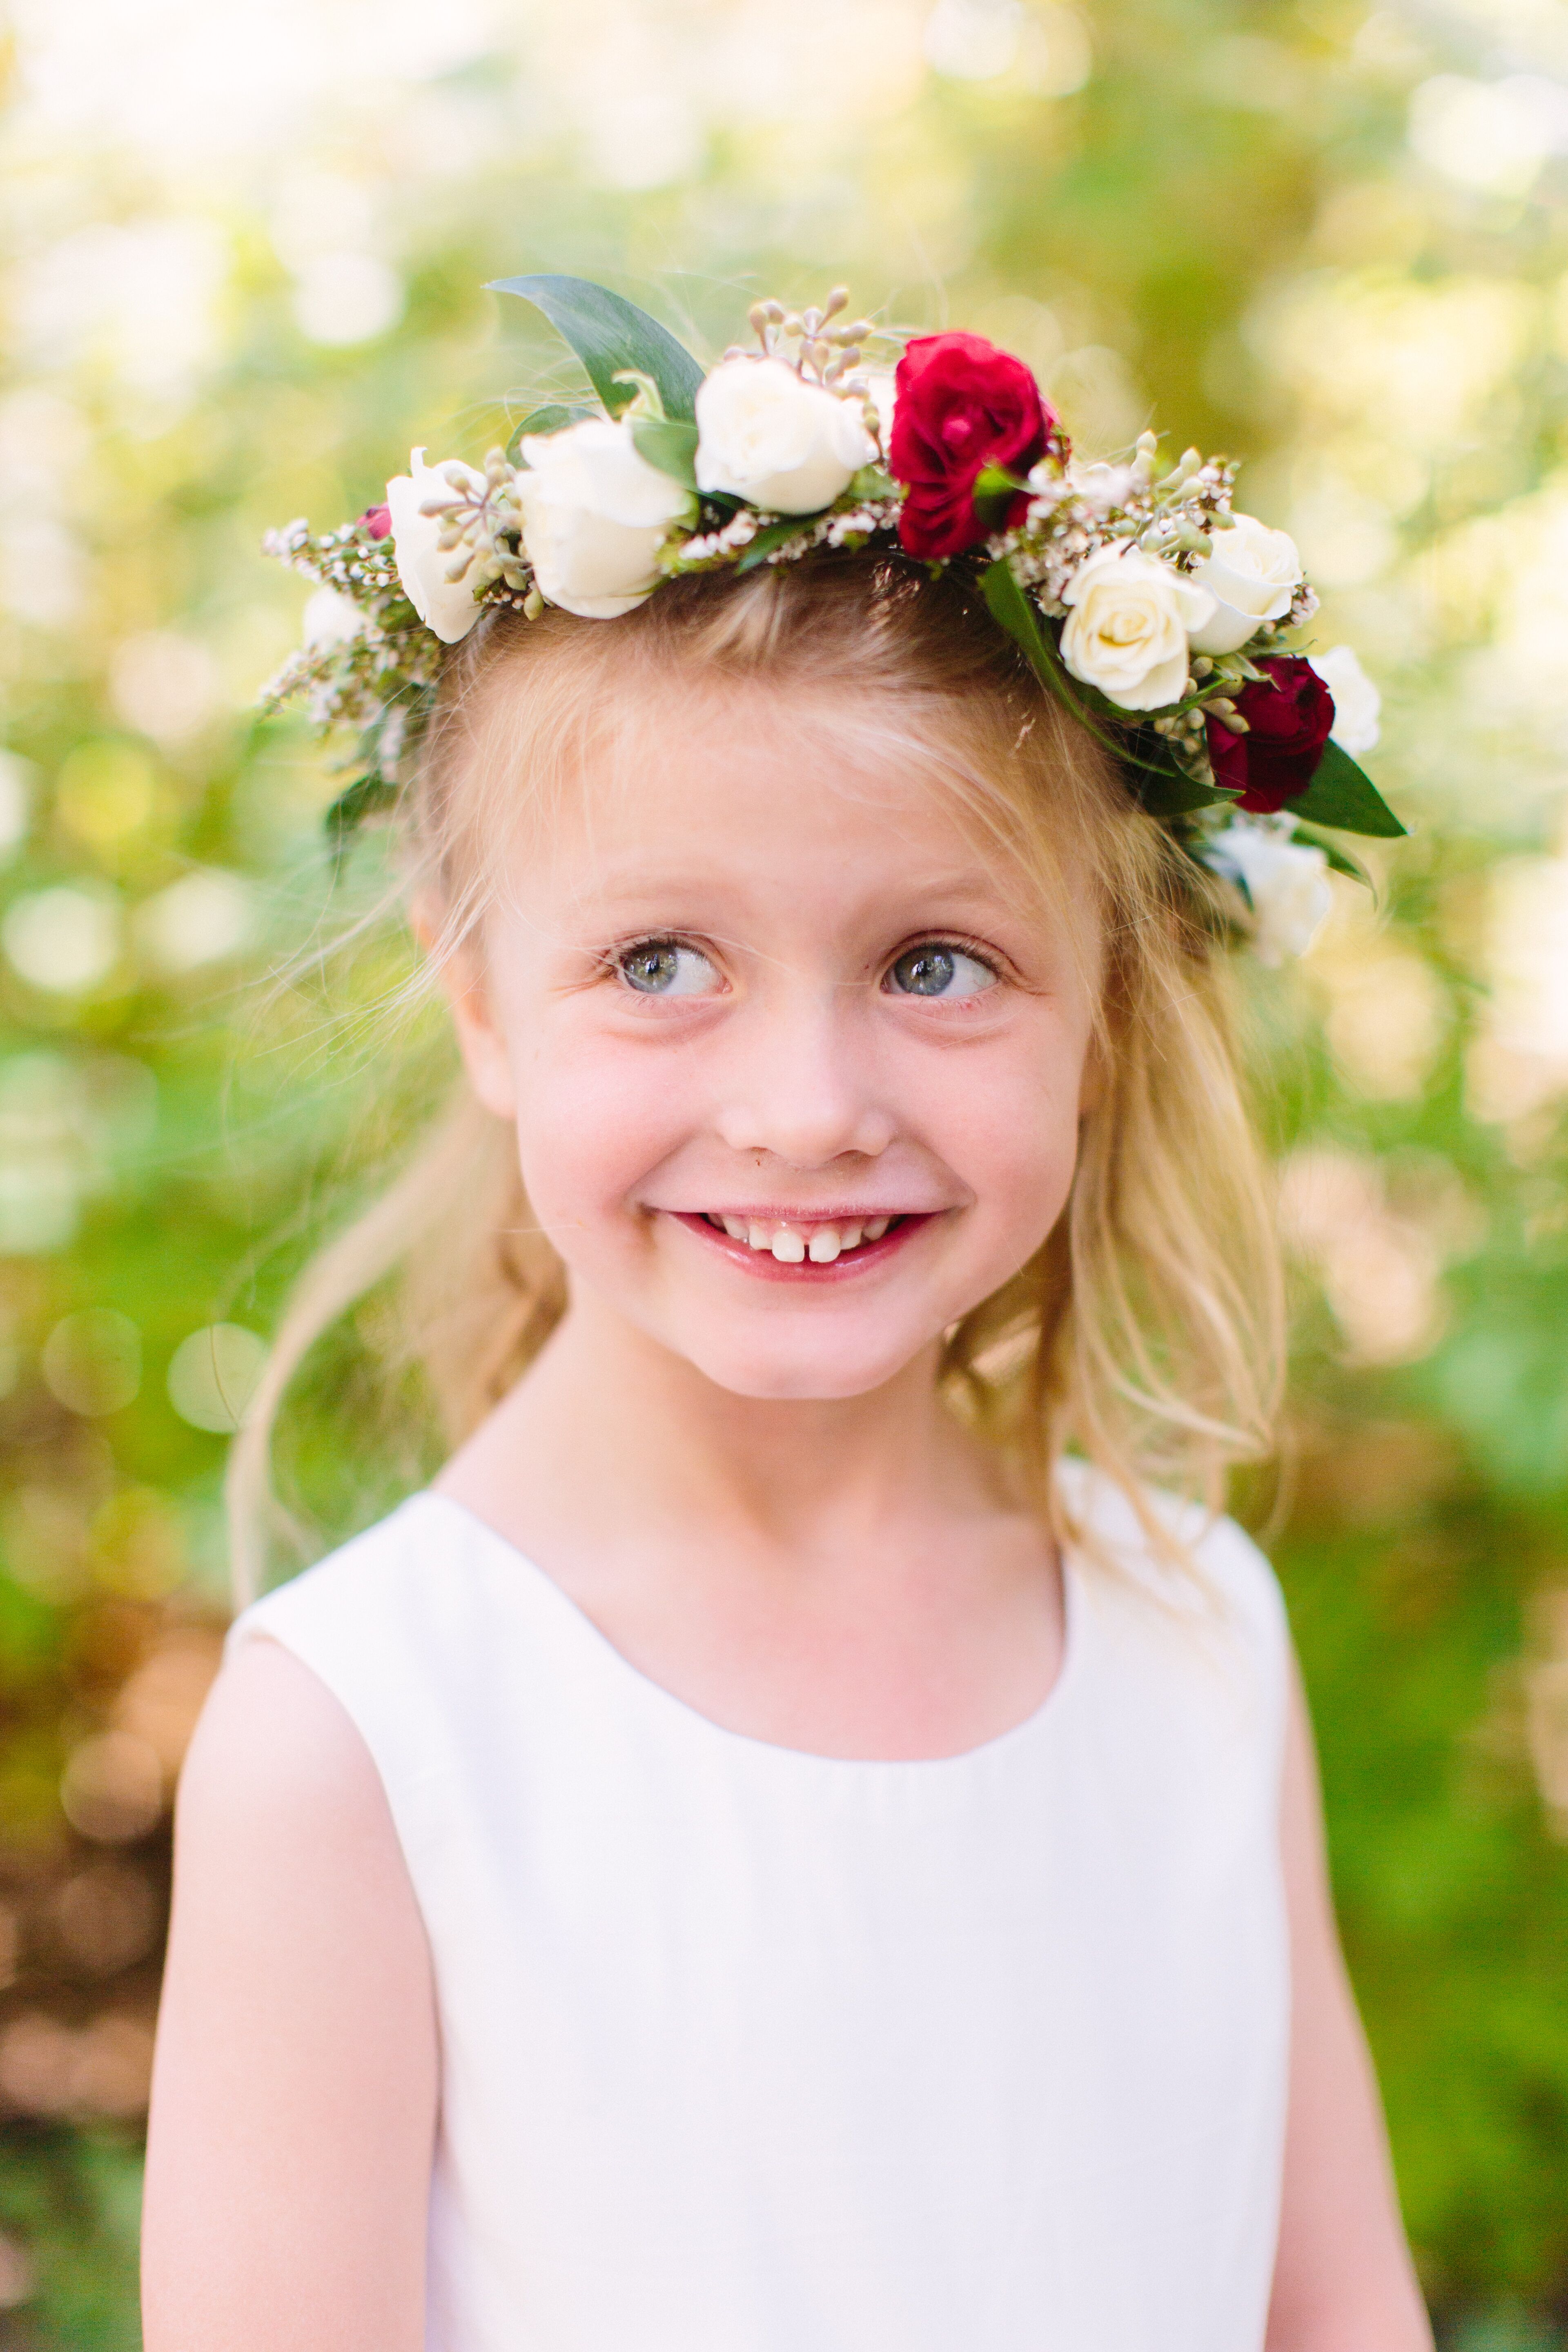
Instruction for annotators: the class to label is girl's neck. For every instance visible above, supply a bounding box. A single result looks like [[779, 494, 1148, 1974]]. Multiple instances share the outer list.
[[446, 1287, 998, 1563], [435, 1287, 1064, 1762]]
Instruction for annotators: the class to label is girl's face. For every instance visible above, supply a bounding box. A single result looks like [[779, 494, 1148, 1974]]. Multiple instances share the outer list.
[[449, 683, 1100, 1402]]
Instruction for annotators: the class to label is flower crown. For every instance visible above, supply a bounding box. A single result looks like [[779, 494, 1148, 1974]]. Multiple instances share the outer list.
[[263, 273, 1404, 964]]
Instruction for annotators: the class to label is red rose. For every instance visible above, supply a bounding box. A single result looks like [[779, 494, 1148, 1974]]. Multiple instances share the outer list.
[[1206, 656, 1335, 812], [360, 503, 393, 540], [890, 332, 1058, 561]]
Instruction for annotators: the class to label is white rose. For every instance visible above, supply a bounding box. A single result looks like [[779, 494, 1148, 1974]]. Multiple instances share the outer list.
[[1207, 822, 1332, 967], [1188, 512, 1303, 655], [1308, 644, 1381, 757], [517, 418, 696, 621], [385, 448, 488, 644], [694, 357, 876, 516], [1059, 543, 1216, 710]]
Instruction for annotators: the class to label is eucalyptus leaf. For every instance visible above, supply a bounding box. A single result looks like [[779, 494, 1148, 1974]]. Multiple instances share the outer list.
[[1287, 738, 1407, 837], [631, 416, 700, 493], [506, 403, 595, 465], [487, 273, 705, 423]]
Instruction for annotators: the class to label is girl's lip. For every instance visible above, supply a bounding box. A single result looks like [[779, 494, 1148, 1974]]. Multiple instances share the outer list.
[[666, 1209, 935, 1281]]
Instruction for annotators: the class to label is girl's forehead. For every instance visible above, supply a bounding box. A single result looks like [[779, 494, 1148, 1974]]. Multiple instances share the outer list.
[[506, 678, 1074, 913]]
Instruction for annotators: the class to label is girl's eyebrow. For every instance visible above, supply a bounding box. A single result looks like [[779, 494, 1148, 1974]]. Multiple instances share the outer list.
[[563, 861, 1019, 911]]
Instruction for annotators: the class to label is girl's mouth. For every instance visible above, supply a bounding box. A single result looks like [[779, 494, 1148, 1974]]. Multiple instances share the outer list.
[[669, 1210, 930, 1277]]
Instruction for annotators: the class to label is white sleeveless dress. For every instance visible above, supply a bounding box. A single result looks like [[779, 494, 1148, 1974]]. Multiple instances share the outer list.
[[229, 1464, 1291, 2352]]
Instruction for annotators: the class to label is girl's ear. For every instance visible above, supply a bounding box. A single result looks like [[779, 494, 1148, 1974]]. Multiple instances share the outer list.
[[413, 898, 519, 1122]]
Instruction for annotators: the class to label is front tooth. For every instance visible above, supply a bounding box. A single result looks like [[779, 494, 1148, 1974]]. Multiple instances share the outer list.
[[770, 1227, 806, 1263], [807, 1227, 841, 1263], [838, 1223, 863, 1250], [863, 1216, 889, 1240], [747, 1222, 772, 1250], [722, 1216, 748, 1240]]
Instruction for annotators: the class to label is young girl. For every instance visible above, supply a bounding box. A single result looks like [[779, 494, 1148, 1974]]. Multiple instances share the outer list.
[[141, 282, 1431, 2350]]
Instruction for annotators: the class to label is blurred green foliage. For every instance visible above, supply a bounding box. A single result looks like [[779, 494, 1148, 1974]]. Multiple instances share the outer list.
[[1, 0, 1566, 2340]]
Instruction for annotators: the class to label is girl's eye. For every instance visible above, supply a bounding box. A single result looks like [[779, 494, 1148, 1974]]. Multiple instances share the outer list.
[[616, 940, 721, 998], [885, 943, 998, 1000]]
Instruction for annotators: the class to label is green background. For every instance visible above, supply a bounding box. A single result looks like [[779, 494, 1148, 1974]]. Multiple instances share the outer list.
[[0, 0, 1566, 2340]]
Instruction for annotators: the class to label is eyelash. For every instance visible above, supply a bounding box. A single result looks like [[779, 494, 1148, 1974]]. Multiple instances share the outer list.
[[895, 934, 1000, 972], [883, 935, 1005, 998], [608, 936, 720, 998]]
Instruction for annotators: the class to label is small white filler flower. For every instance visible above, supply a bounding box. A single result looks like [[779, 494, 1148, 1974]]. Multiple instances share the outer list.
[[1206, 819, 1333, 967], [695, 356, 876, 516], [301, 587, 365, 650], [1065, 457, 1138, 514]]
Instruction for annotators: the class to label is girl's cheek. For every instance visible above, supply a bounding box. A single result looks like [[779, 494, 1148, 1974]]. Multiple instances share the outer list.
[[958, 1051, 1087, 1247], [513, 1034, 697, 1224]]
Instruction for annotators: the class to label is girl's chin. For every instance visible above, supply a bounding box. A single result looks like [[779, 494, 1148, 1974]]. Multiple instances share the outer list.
[[655, 1314, 946, 1403], [679, 1355, 929, 1404]]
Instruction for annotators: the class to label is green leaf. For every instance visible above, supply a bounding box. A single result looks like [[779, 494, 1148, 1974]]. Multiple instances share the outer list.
[[978, 559, 1190, 787], [1287, 738, 1407, 837], [1293, 821, 1374, 889], [631, 416, 700, 492], [324, 773, 397, 852], [973, 462, 1026, 530], [1129, 765, 1231, 817], [980, 556, 1061, 679], [487, 273, 705, 423], [735, 518, 811, 572], [506, 402, 595, 463]]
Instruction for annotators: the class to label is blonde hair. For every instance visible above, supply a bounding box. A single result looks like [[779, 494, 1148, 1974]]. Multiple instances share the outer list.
[[228, 555, 1284, 1602]]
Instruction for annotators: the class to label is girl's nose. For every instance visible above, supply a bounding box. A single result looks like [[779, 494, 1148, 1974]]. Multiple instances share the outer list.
[[713, 996, 895, 1167]]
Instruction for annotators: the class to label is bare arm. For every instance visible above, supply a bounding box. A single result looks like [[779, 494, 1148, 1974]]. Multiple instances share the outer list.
[[1267, 1660, 1432, 2351], [142, 1638, 438, 2352]]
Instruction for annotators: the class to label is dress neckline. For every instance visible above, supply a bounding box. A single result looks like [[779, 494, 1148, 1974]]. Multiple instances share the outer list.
[[412, 1488, 1087, 1775]]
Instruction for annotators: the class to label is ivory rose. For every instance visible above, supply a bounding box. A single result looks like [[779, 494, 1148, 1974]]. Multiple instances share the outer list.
[[1308, 644, 1381, 756], [1058, 543, 1216, 710], [517, 418, 696, 620], [1207, 822, 1332, 967], [695, 358, 875, 515], [385, 449, 488, 644], [1188, 512, 1303, 655]]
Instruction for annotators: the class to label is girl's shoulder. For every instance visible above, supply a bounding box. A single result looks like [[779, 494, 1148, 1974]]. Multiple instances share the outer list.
[[229, 1490, 485, 1657], [225, 1494, 526, 1785], [1056, 1456, 1290, 1657]]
